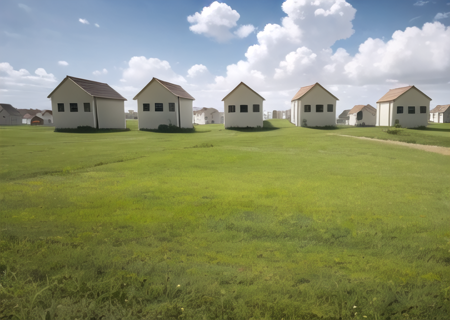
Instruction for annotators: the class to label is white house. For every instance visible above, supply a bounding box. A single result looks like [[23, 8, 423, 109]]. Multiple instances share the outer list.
[[430, 105, 450, 123], [337, 110, 350, 125], [0, 104, 22, 125], [193, 107, 224, 124], [134, 78, 194, 130], [222, 82, 264, 128], [348, 104, 377, 126], [376, 86, 431, 128], [291, 83, 338, 127], [37, 110, 53, 125], [19, 109, 40, 124], [48, 76, 127, 129]]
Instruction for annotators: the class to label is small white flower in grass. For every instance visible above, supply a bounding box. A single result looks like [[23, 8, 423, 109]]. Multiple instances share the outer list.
[[181, 308, 184, 311], [353, 305, 357, 308], [363, 316, 367, 318], [177, 284, 181, 287]]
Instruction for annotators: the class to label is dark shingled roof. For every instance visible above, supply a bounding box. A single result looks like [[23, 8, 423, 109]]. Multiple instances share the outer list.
[[133, 78, 195, 100], [291, 82, 339, 101], [0, 104, 22, 117], [377, 85, 431, 103], [48, 76, 127, 101], [338, 110, 350, 119], [221, 82, 265, 101], [430, 104, 450, 113]]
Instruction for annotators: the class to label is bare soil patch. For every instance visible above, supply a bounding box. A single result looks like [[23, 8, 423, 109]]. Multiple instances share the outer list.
[[335, 134, 450, 156]]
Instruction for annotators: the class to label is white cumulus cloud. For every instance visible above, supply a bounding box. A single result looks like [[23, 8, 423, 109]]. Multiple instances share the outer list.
[[413, 1, 429, 6], [79, 18, 89, 25], [58, 61, 69, 66], [434, 12, 450, 20], [95, 23, 100, 28], [234, 25, 256, 38], [188, 1, 254, 42], [93, 68, 108, 76]]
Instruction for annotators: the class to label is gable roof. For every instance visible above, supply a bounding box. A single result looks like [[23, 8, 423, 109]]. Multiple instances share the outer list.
[[42, 110, 53, 115], [193, 107, 219, 115], [377, 85, 431, 103], [338, 110, 350, 119], [221, 82, 265, 101], [133, 78, 195, 100], [48, 76, 127, 101], [348, 104, 377, 115], [0, 104, 22, 117], [18, 109, 41, 116], [291, 82, 339, 101], [430, 104, 450, 113]]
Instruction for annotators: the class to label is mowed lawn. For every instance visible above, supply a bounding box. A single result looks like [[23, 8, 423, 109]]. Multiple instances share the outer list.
[[0, 120, 449, 319]]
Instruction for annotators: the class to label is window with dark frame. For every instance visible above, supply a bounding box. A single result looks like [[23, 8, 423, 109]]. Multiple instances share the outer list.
[[228, 105, 236, 113], [57, 103, 64, 112], [420, 106, 426, 113], [70, 103, 78, 112], [316, 105, 324, 112], [253, 104, 260, 112], [408, 106, 415, 114], [357, 111, 363, 120], [327, 104, 333, 112], [240, 105, 248, 113], [304, 105, 311, 112], [143, 103, 150, 111], [155, 103, 163, 112], [84, 103, 91, 112], [397, 106, 403, 114], [169, 103, 175, 112]]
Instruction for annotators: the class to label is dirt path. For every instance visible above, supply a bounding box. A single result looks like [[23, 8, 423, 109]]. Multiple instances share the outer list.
[[335, 135, 450, 156]]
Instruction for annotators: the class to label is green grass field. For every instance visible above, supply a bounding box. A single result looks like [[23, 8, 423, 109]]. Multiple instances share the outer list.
[[1, 120, 449, 319]]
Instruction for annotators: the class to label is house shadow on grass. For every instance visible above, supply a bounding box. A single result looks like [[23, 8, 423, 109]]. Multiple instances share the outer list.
[[54, 126, 131, 134], [411, 126, 450, 133], [225, 121, 281, 132], [304, 125, 339, 130]]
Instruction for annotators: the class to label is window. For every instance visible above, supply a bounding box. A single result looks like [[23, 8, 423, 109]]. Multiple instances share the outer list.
[[253, 104, 260, 112], [48, 119, 51, 123], [155, 103, 163, 112], [397, 106, 403, 114], [169, 103, 175, 112], [327, 104, 333, 112], [70, 103, 78, 112], [228, 105, 235, 113], [84, 103, 91, 112], [408, 106, 415, 114], [304, 105, 311, 112], [420, 106, 427, 114], [240, 105, 248, 113], [316, 105, 324, 112], [205, 116, 208, 120], [57, 103, 64, 112], [357, 111, 363, 120], [143, 103, 150, 111]]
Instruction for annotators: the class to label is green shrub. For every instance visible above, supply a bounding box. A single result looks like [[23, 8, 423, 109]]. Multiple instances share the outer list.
[[55, 126, 130, 133], [394, 119, 401, 128]]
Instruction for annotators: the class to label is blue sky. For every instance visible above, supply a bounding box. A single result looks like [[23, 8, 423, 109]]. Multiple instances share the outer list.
[[1, 0, 449, 113]]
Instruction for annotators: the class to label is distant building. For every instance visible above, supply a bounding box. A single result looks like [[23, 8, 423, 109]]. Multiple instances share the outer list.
[[291, 83, 338, 127], [37, 110, 53, 124], [30, 116, 44, 125], [337, 110, 350, 125], [348, 104, 377, 126], [0, 103, 22, 125], [126, 110, 138, 119], [134, 78, 194, 130], [48, 76, 127, 129], [376, 86, 431, 128], [222, 82, 264, 128], [430, 104, 450, 123], [193, 107, 224, 124], [18, 109, 41, 124]]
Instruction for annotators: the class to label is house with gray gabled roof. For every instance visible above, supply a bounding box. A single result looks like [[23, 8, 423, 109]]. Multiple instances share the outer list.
[[430, 104, 450, 123], [291, 83, 338, 127], [0, 103, 22, 125], [376, 85, 431, 128], [337, 109, 350, 125], [48, 76, 127, 129], [134, 77, 195, 130]]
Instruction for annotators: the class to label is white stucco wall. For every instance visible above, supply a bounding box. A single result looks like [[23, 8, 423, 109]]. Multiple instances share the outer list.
[[431, 110, 450, 123], [179, 98, 193, 128], [38, 112, 53, 124], [50, 79, 96, 129], [293, 85, 337, 127], [390, 88, 430, 128], [194, 108, 223, 124], [349, 108, 376, 126], [223, 84, 263, 128], [136, 81, 188, 129], [96, 98, 125, 129]]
